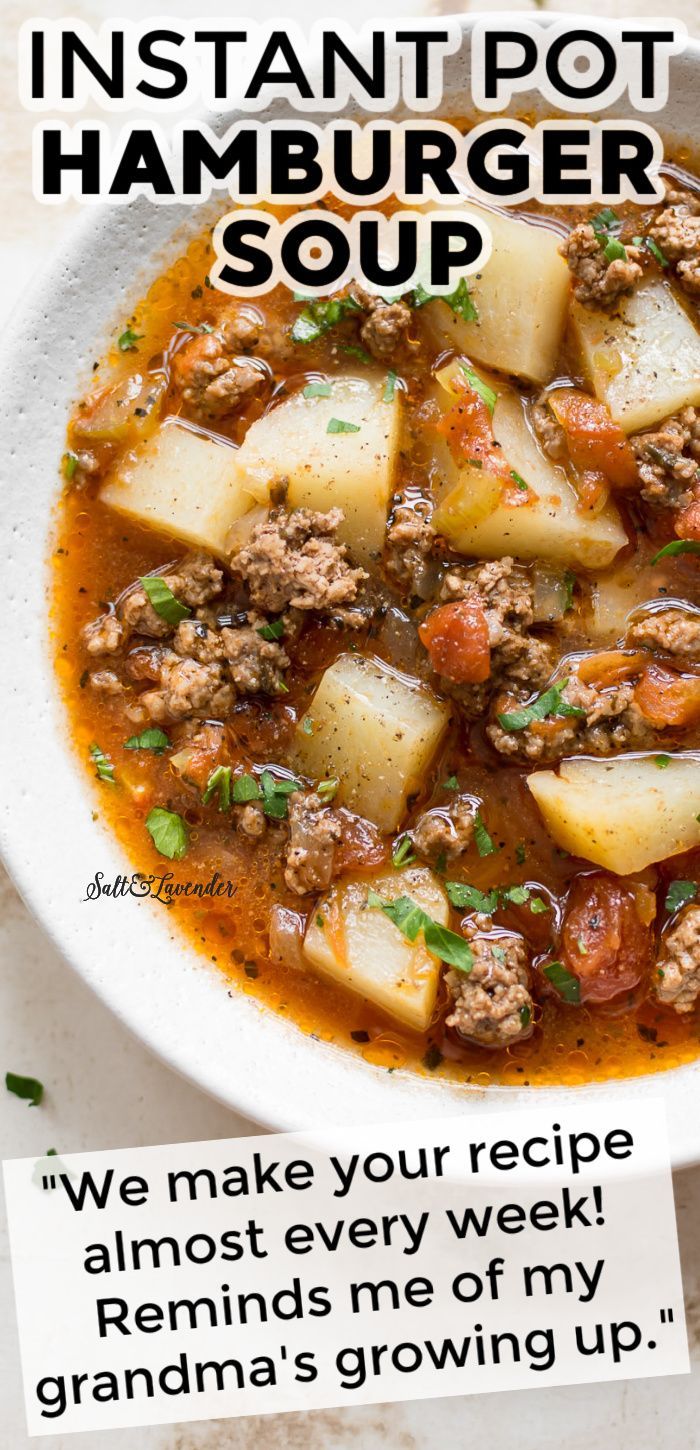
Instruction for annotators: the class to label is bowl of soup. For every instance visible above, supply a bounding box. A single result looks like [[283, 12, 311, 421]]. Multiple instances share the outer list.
[[3, 18, 700, 1158]]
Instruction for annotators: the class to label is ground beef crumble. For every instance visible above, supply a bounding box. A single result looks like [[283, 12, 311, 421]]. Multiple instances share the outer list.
[[560, 223, 644, 309], [352, 285, 413, 363], [532, 394, 567, 461], [626, 608, 700, 660], [384, 494, 435, 595], [438, 559, 555, 719], [649, 188, 700, 298], [655, 905, 700, 1013], [232, 507, 367, 615], [445, 914, 533, 1048], [284, 792, 343, 896], [487, 668, 653, 762], [631, 407, 700, 511], [411, 796, 475, 863], [170, 327, 266, 421]]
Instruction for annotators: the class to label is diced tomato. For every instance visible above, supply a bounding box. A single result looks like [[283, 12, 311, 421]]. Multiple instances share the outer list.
[[419, 598, 491, 684], [436, 383, 508, 477], [548, 388, 638, 488], [577, 649, 647, 689], [334, 811, 389, 875], [675, 495, 700, 542], [561, 873, 651, 1003], [575, 470, 610, 515], [634, 662, 700, 727]]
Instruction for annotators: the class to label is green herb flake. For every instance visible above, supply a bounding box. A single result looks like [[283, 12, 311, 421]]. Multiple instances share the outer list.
[[124, 728, 170, 755], [510, 470, 528, 491], [383, 370, 398, 403], [515, 843, 526, 866], [442, 775, 459, 791], [327, 417, 361, 435], [392, 834, 416, 869], [202, 765, 232, 812], [89, 743, 115, 784], [604, 237, 627, 263], [497, 679, 586, 733], [301, 717, 315, 736], [317, 777, 339, 801], [474, 812, 497, 857], [63, 451, 79, 481], [446, 881, 498, 913], [543, 960, 581, 1004], [117, 326, 143, 352], [652, 540, 700, 563], [655, 754, 672, 769], [460, 363, 497, 416], [6, 1072, 44, 1107], [529, 896, 549, 914], [291, 295, 361, 345], [562, 570, 576, 612], [257, 618, 285, 641], [665, 880, 698, 913], [139, 575, 192, 626], [302, 381, 332, 399], [591, 207, 621, 238], [520, 1004, 532, 1028], [501, 884, 530, 906], [632, 234, 669, 268], [145, 807, 188, 860], [172, 320, 214, 335], [232, 773, 262, 804], [316, 915, 325, 929], [368, 892, 473, 973], [413, 276, 478, 323], [260, 770, 303, 820], [341, 344, 373, 364]]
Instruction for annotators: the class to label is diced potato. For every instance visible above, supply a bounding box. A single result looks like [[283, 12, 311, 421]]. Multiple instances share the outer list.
[[588, 566, 665, 643], [101, 419, 258, 556], [572, 279, 700, 433], [294, 653, 450, 833], [303, 866, 448, 1030], [231, 374, 400, 563], [433, 386, 627, 570], [527, 753, 700, 874], [420, 204, 569, 385]]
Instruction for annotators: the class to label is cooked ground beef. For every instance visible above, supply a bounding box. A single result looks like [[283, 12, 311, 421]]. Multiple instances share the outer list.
[[626, 608, 700, 660], [655, 905, 700, 1012], [439, 559, 554, 718], [352, 285, 413, 362], [560, 223, 644, 309], [129, 651, 235, 724], [284, 792, 343, 896], [233, 508, 367, 614], [531, 394, 567, 461], [171, 330, 266, 420], [488, 670, 652, 762], [384, 494, 434, 594], [171, 615, 290, 695], [219, 306, 264, 354], [88, 669, 124, 694], [631, 407, 700, 510], [411, 796, 475, 863], [235, 801, 268, 838], [445, 915, 533, 1048], [649, 189, 700, 297], [83, 611, 124, 655]]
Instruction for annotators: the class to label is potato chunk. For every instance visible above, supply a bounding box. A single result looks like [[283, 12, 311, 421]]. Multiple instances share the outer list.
[[294, 653, 450, 833], [303, 866, 448, 1030], [232, 374, 400, 563], [572, 279, 700, 434], [421, 204, 569, 385], [101, 419, 256, 556], [433, 386, 627, 570], [527, 753, 700, 874]]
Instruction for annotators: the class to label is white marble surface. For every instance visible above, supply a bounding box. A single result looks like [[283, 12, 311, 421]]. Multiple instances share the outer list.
[[3, 1, 700, 1447]]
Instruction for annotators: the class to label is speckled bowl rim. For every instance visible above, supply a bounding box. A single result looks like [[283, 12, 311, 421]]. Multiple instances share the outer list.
[[2, 16, 700, 1162]]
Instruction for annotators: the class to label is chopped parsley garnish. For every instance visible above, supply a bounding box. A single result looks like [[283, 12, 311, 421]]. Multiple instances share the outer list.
[[260, 770, 303, 819], [202, 765, 232, 811], [520, 1004, 532, 1028], [341, 344, 373, 364], [317, 777, 339, 800], [412, 276, 478, 322], [6, 1072, 44, 1107], [474, 812, 497, 857], [301, 717, 315, 736], [145, 807, 188, 860], [529, 896, 549, 914], [392, 834, 416, 869], [139, 575, 192, 625], [124, 728, 170, 754], [515, 843, 526, 865], [117, 325, 143, 352], [367, 891, 473, 973], [460, 362, 497, 416], [603, 237, 627, 263], [443, 775, 459, 791], [591, 207, 622, 236], [63, 451, 78, 481], [632, 234, 669, 268], [652, 539, 700, 563], [562, 570, 576, 612], [327, 417, 361, 434], [501, 884, 530, 906], [291, 295, 361, 344], [89, 743, 115, 784], [303, 381, 332, 399], [543, 960, 581, 1004], [384, 370, 398, 403], [510, 470, 528, 491], [232, 773, 262, 803], [654, 754, 672, 769], [497, 679, 586, 732], [257, 618, 285, 641], [665, 880, 698, 913], [172, 320, 214, 335], [446, 881, 499, 913]]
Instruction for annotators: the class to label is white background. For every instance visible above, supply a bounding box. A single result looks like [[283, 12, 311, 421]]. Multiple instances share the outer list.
[[4, 0, 700, 1447]]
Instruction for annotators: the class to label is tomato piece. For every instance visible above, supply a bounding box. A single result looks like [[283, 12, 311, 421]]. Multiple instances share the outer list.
[[548, 388, 638, 488], [334, 810, 388, 875], [419, 598, 491, 684], [577, 649, 647, 689], [561, 873, 651, 1003], [575, 470, 610, 515], [634, 662, 700, 727], [675, 496, 700, 542], [436, 382, 508, 477]]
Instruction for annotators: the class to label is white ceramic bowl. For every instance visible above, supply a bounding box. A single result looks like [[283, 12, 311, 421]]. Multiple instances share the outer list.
[[2, 18, 700, 1160]]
